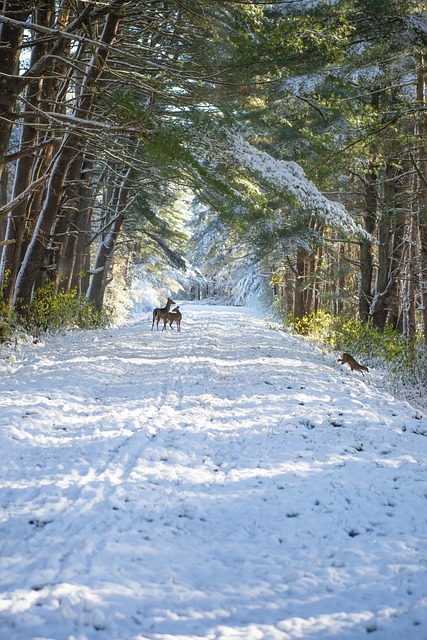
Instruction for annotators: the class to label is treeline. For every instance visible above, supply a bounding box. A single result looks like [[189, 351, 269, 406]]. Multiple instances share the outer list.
[[262, 1, 427, 346]]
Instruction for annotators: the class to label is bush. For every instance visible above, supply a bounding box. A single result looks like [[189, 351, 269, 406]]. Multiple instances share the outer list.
[[0, 275, 14, 342], [291, 310, 334, 338], [24, 282, 107, 333]]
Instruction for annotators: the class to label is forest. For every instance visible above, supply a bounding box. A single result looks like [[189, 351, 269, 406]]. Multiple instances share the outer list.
[[1, 1, 427, 385]]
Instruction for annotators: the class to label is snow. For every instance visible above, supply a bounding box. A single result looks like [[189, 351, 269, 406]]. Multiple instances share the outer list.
[[1, 303, 427, 640], [283, 73, 325, 96], [267, 0, 340, 12]]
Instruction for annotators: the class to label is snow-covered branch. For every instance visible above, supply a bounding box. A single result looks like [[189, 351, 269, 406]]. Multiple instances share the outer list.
[[228, 133, 367, 238]]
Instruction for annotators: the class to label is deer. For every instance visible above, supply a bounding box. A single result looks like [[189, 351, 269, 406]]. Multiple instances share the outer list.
[[338, 352, 369, 376], [167, 306, 182, 331], [151, 297, 175, 330]]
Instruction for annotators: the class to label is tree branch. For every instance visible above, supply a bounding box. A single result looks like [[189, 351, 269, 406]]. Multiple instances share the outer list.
[[0, 174, 49, 220], [3, 138, 59, 165], [409, 150, 427, 189]]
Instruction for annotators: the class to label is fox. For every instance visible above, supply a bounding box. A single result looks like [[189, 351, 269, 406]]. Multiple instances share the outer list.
[[338, 352, 369, 376]]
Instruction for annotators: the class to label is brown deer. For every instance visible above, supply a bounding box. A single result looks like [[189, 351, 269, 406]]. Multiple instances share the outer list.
[[338, 353, 369, 376], [167, 306, 182, 331], [151, 297, 175, 330]]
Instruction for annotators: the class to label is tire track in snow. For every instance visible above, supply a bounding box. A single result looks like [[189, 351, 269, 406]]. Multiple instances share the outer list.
[[37, 314, 215, 625], [50, 317, 215, 603], [0, 326, 195, 623]]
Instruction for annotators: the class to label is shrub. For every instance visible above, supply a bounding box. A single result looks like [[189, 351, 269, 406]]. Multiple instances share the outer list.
[[0, 274, 14, 342], [24, 282, 107, 333]]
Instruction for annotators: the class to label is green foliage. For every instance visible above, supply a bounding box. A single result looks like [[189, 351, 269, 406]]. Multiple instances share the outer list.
[[322, 316, 408, 362], [25, 282, 107, 333], [102, 90, 152, 128], [0, 273, 15, 342], [291, 310, 333, 337]]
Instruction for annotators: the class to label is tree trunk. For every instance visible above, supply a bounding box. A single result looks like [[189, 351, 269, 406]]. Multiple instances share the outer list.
[[304, 249, 316, 316], [13, 3, 125, 318], [402, 209, 417, 342], [86, 167, 133, 309], [294, 247, 306, 322], [0, 1, 34, 180], [0, 1, 55, 304], [358, 165, 377, 322], [57, 158, 95, 294], [0, 166, 8, 238], [336, 243, 346, 315], [370, 162, 400, 329], [85, 212, 125, 311], [415, 51, 427, 356]]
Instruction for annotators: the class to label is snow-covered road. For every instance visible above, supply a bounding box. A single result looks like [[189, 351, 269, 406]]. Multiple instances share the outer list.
[[0, 304, 426, 640]]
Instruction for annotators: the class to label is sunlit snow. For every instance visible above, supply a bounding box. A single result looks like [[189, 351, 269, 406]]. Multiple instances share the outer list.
[[0, 304, 426, 640]]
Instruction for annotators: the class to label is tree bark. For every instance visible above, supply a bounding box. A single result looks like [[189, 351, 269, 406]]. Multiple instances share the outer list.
[[56, 157, 95, 294], [294, 247, 307, 323], [415, 51, 427, 355], [358, 165, 377, 322], [0, 1, 34, 181], [370, 162, 401, 329], [0, 1, 55, 304], [402, 210, 417, 342], [13, 2, 126, 318], [86, 168, 133, 310]]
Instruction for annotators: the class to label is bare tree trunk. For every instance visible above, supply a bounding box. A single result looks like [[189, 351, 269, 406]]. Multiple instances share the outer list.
[[53, 151, 86, 291], [0, 1, 34, 181], [57, 158, 95, 294], [294, 247, 306, 323], [370, 162, 401, 329], [0, 166, 8, 238], [336, 243, 346, 315], [386, 212, 405, 331], [402, 208, 417, 343], [86, 168, 133, 310], [359, 165, 377, 322], [85, 213, 125, 311], [415, 52, 427, 356], [314, 243, 323, 314], [0, 1, 32, 271], [305, 249, 316, 316], [0, 0, 86, 180]]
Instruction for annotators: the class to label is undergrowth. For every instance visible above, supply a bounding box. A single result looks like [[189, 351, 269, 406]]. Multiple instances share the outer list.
[[0, 283, 108, 342], [17, 282, 107, 335]]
